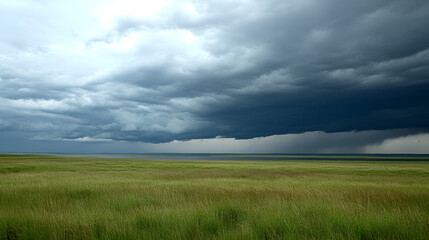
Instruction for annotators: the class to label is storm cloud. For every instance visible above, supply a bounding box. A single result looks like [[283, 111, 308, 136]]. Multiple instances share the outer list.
[[1, 0, 429, 152]]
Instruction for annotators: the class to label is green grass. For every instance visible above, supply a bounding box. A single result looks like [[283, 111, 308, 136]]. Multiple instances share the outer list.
[[0, 154, 429, 239]]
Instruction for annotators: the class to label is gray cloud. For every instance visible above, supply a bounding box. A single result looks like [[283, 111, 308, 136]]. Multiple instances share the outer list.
[[1, 0, 429, 152], [2, 129, 427, 154]]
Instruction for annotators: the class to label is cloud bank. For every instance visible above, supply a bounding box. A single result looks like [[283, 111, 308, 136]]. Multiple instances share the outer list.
[[1, 0, 429, 152]]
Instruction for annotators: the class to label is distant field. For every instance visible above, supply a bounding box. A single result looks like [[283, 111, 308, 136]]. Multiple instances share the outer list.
[[1, 154, 429, 239]]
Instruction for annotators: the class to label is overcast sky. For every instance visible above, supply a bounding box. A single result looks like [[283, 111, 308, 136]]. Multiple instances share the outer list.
[[1, 0, 429, 153]]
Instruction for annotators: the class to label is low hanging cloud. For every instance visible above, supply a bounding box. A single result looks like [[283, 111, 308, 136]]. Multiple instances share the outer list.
[[1, 0, 429, 152], [2, 129, 428, 154]]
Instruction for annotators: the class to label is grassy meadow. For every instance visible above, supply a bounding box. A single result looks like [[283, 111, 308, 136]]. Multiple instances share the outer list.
[[0, 154, 429, 239]]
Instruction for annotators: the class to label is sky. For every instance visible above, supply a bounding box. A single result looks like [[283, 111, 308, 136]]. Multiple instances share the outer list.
[[1, 0, 429, 153]]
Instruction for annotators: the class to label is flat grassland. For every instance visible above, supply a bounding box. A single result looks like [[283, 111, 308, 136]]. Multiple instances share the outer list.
[[0, 154, 428, 239]]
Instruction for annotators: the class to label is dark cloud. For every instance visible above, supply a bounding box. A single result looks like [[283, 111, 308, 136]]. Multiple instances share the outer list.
[[1, 0, 429, 151]]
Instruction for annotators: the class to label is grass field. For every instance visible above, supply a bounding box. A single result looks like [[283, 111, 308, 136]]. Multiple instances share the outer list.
[[1, 154, 429, 239]]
